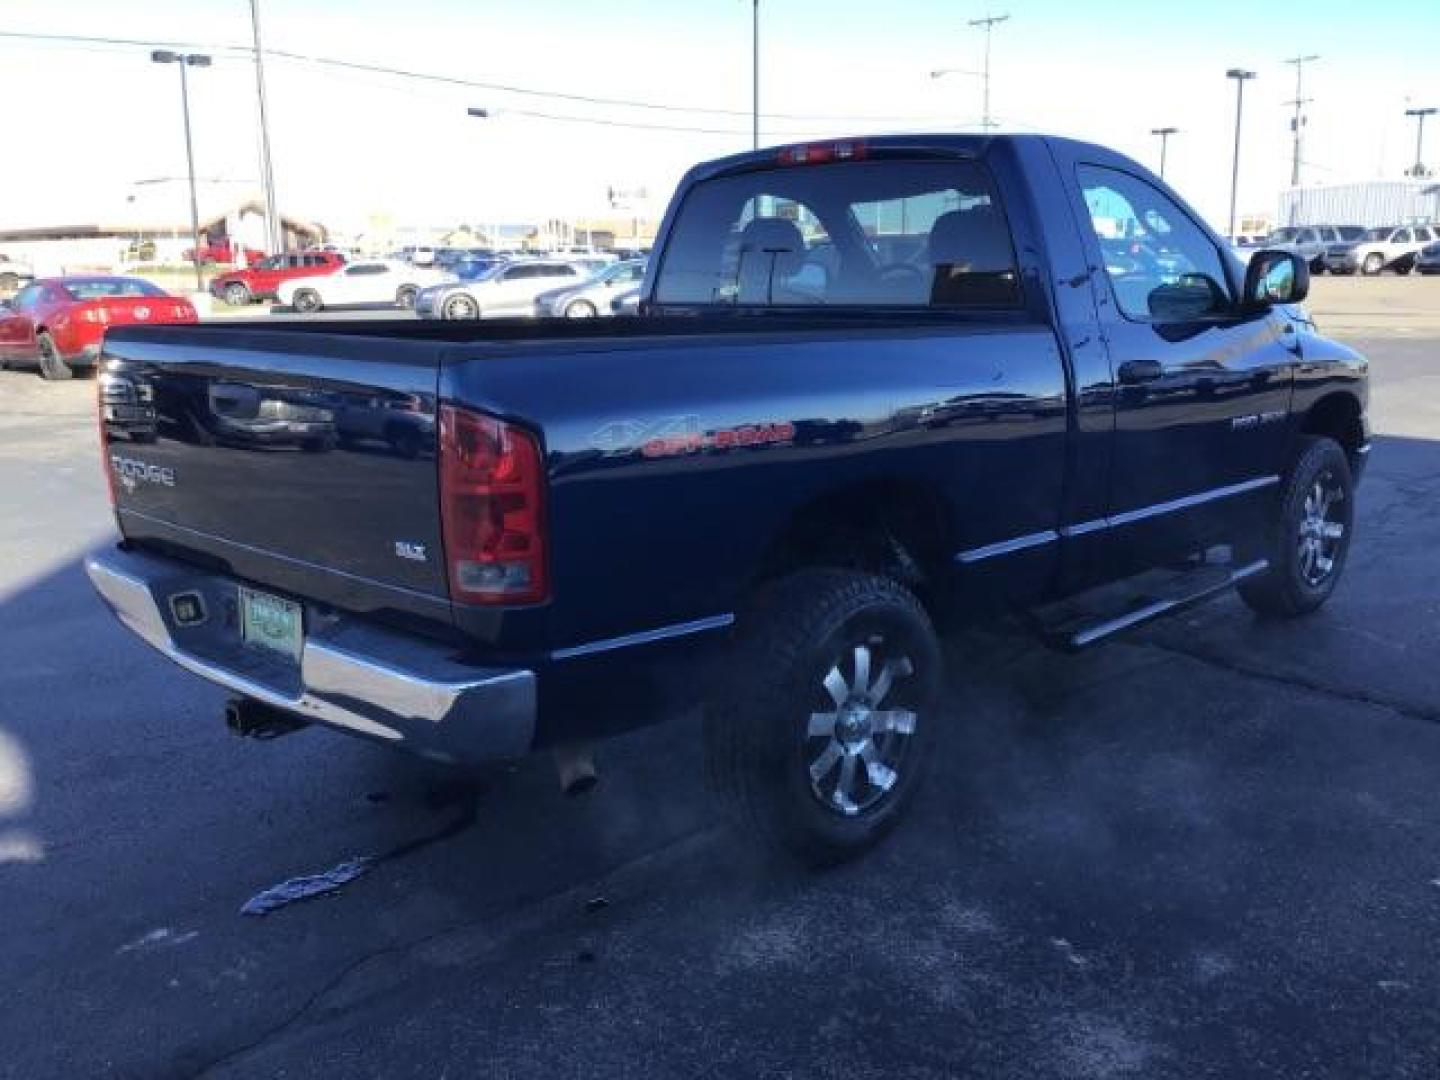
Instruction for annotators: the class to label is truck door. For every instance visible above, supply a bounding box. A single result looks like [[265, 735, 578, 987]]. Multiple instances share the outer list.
[[1062, 158, 1296, 570]]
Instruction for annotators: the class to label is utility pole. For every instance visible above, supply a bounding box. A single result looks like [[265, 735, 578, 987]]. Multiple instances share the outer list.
[[751, 0, 760, 149], [1405, 106, 1437, 177], [249, 0, 282, 254], [152, 50, 211, 292], [967, 13, 1009, 131], [1283, 54, 1318, 188], [1150, 127, 1178, 178], [1226, 68, 1256, 242]]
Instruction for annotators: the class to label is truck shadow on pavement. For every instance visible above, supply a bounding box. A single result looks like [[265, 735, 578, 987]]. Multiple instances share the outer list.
[[3, 432, 1440, 1078]]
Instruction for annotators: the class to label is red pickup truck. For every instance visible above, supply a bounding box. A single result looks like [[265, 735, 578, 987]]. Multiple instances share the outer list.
[[209, 251, 347, 306]]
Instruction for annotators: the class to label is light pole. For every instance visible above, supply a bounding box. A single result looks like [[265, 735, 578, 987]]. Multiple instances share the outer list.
[[1226, 68, 1256, 242], [1405, 106, 1437, 178], [151, 50, 211, 292], [967, 13, 1009, 131], [1284, 54, 1318, 188], [1150, 126, 1178, 178], [467, 108, 503, 251], [249, 0, 282, 255]]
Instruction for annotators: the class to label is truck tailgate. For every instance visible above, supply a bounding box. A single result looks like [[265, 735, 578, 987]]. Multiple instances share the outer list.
[[100, 327, 451, 626]]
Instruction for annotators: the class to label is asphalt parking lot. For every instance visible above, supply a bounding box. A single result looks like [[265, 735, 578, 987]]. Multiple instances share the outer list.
[[2, 279, 1439, 1079]]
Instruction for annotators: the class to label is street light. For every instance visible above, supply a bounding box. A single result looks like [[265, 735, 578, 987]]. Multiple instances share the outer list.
[[248, 0, 282, 256], [1226, 68, 1256, 243], [967, 14, 1010, 131], [1150, 126, 1179, 178], [466, 108, 503, 251], [1405, 106, 1437, 178], [750, 0, 760, 150], [151, 49, 211, 292]]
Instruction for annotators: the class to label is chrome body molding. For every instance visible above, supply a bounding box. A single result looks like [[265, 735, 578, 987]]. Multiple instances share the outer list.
[[956, 475, 1281, 562], [549, 613, 735, 660], [85, 546, 536, 764]]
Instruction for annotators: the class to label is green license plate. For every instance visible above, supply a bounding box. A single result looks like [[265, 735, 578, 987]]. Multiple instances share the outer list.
[[238, 587, 303, 662]]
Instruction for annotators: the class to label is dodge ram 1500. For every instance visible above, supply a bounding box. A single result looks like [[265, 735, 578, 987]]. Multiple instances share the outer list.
[[87, 134, 1368, 862]]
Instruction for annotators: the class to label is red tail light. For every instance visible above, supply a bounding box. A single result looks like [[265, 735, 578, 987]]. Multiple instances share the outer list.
[[439, 405, 548, 605], [777, 140, 868, 166]]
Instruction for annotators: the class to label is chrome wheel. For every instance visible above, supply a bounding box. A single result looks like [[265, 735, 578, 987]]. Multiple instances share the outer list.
[[806, 639, 918, 817], [443, 294, 480, 320], [1297, 470, 1346, 587]]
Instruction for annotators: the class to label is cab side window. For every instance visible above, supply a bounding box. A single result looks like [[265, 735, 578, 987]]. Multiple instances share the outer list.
[[11, 284, 42, 310], [1078, 164, 1231, 322]]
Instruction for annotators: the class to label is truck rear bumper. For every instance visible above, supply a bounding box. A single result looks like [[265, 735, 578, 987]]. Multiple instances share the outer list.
[[85, 546, 536, 764]]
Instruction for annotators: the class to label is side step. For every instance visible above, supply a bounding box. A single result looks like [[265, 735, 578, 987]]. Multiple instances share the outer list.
[[1038, 559, 1268, 652]]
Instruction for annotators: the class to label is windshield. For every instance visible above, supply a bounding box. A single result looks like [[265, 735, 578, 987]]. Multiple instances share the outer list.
[[654, 160, 1019, 309], [61, 278, 166, 300]]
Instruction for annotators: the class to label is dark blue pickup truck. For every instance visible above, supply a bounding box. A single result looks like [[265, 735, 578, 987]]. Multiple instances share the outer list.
[[88, 134, 1368, 862]]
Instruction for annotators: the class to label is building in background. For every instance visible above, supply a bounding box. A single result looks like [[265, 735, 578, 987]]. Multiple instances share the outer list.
[[1277, 180, 1440, 228]]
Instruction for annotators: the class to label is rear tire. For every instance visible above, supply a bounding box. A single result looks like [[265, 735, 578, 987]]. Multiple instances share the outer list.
[[704, 569, 942, 865], [224, 282, 251, 306], [395, 285, 419, 310], [292, 289, 322, 313], [1361, 253, 1385, 276], [565, 299, 598, 318], [1238, 436, 1354, 618], [36, 333, 71, 381]]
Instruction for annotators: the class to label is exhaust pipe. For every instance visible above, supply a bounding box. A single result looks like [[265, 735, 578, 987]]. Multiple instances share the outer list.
[[552, 741, 598, 796], [225, 697, 308, 740]]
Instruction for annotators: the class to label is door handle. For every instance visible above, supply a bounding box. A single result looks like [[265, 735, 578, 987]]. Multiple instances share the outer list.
[[1117, 359, 1164, 384]]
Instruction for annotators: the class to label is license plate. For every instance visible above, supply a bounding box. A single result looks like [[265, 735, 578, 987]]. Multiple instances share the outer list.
[[239, 587, 303, 662]]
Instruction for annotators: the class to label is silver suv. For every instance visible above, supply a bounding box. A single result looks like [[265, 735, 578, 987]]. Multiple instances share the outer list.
[[1263, 225, 1364, 273]]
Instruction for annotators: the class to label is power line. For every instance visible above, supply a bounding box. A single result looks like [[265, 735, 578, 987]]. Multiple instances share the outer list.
[[0, 29, 954, 125]]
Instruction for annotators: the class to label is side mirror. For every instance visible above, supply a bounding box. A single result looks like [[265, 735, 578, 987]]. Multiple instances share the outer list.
[[1243, 249, 1309, 308]]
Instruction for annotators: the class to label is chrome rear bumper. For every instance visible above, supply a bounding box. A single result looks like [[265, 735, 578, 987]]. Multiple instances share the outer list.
[[86, 546, 536, 763]]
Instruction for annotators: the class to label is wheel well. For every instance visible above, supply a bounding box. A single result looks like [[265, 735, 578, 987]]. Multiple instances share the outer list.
[[1301, 392, 1365, 465], [753, 480, 951, 608]]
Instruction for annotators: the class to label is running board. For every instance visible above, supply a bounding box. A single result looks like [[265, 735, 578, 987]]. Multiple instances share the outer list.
[[1046, 559, 1268, 652]]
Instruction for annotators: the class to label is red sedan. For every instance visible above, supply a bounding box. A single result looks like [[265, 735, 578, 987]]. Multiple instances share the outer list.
[[0, 276, 197, 381]]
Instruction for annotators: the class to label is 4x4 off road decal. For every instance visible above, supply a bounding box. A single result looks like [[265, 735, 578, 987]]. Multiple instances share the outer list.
[[590, 415, 795, 459]]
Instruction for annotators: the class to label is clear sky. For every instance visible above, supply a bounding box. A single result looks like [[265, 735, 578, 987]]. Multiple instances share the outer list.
[[1, 0, 1436, 235]]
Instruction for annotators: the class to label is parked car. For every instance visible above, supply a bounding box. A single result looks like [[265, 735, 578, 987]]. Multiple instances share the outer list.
[[0, 276, 196, 380], [415, 260, 584, 319], [1415, 242, 1440, 275], [276, 259, 450, 312], [87, 133, 1367, 864], [535, 259, 648, 317], [0, 254, 34, 294], [209, 251, 347, 306], [184, 238, 264, 267], [1324, 225, 1439, 275], [1261, 225, 1365, 272]]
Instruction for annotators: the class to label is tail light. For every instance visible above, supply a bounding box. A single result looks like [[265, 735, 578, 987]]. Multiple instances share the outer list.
[[439, 404, 548, 605]]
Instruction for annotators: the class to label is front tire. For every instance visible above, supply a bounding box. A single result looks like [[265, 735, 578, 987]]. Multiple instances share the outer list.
[[292, 289, 322, 313], [36, 333, 71, 381], [224, 282, 251, 306], [1238, 436, 1354, 617], [1361, 253, 1385, 276], [442, 294, 480, 320], [704, 569, 942, 864], [565, 299, 598, 318]]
